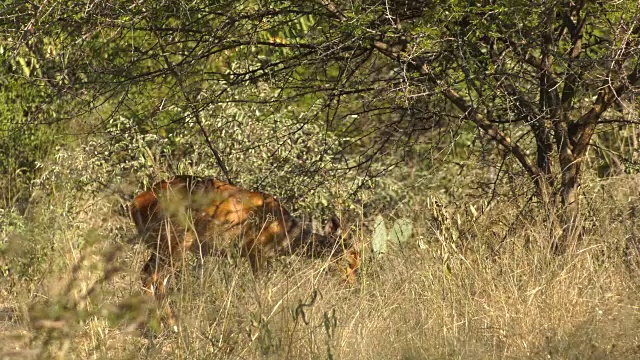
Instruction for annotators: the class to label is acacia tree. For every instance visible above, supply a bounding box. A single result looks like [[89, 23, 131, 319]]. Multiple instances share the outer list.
[[332, 0, 640, 247], [366, 0, 640, 247], [7, 0, 640, 247]]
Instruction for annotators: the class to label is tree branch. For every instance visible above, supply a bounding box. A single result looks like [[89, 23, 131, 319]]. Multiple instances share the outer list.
[[572, 64, 640, 157], [372, 38, 545, 192]]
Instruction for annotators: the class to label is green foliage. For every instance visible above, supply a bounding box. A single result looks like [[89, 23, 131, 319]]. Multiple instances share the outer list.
[[0, 88, 59, 210], [372, 215, 387, 257], [371, 215, 414, 257], [0, 39, 67, 209], [68, 80, 373, 217], [390, 218, 413, 246]]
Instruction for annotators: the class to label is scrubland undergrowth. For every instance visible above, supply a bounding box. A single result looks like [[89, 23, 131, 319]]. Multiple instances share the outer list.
[[2, 171, 640, 360]]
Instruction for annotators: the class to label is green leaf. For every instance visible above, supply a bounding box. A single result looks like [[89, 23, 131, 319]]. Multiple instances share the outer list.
[[372, 215, 387, 257], [389, 218, 413, 246], [17, 57, 30, 77]]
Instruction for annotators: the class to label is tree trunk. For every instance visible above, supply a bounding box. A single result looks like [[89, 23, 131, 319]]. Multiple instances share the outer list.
[[553, 149, 583, 254]]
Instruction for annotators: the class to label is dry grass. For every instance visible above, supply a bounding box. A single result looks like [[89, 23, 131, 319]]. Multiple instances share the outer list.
[[2, 176, 640, 359]]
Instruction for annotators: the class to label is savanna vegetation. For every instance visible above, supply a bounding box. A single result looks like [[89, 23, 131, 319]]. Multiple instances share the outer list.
[[1, 0, 640, 358]]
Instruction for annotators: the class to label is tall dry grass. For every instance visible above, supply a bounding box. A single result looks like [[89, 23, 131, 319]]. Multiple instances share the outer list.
[[1, 175, 640, 359]]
